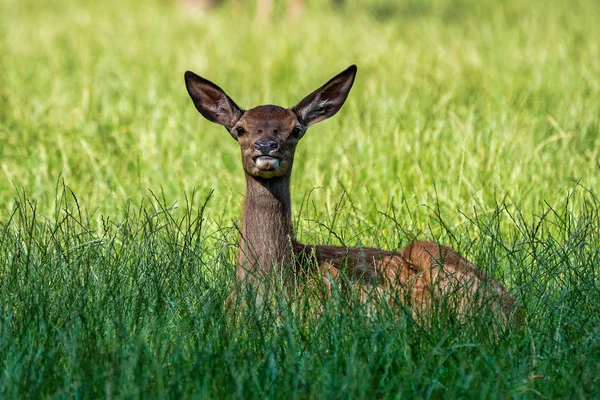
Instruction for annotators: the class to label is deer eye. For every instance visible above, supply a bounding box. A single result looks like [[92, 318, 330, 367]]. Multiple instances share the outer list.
[[291, 127, 302, 138], [235, 127, 245, 136]]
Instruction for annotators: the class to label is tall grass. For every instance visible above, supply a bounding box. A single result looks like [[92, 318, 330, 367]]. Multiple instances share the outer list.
[[1, 0, 600, 397], [1, 182, 599, 397]]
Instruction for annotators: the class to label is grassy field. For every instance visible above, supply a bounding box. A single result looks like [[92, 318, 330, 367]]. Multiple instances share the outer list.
[[1, 0, 600, 397]]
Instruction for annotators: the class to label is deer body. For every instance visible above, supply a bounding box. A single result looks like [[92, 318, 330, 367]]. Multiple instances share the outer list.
[[185, 65, 517, 319]]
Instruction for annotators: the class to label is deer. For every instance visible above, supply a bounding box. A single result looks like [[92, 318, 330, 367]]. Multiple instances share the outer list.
[[184, 65, 519, 322]]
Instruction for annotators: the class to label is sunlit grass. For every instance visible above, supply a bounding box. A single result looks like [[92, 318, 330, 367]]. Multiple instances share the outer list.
[[2, 0, 599, 226]]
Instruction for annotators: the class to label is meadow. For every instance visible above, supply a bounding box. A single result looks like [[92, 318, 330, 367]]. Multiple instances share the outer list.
[[1, 0, 599, 397]]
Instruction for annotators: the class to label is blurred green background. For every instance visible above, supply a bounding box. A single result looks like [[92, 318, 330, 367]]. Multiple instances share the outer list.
[[1, 0, 599, 239]]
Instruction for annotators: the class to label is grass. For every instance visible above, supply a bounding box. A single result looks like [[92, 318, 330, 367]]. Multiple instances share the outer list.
[[1, 0, 600, 397]]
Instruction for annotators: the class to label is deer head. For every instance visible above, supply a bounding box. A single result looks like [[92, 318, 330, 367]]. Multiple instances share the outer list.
[[184, 65, 357, 179]]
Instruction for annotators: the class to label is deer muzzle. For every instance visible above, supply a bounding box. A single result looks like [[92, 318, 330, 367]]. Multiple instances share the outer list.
[[253, 141, 281, 171], [255, 156, 280, 171]]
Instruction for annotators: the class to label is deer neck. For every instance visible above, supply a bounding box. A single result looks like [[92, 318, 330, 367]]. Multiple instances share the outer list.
[[238, 173, 294, 279]]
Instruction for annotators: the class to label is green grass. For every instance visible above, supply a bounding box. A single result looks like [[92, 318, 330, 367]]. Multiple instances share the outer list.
[[1, 0, 600, 397]]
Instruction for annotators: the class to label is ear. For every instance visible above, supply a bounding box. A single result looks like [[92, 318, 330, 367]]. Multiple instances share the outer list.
[[292, 65, 357, 127], [184, 70, 244, 131]]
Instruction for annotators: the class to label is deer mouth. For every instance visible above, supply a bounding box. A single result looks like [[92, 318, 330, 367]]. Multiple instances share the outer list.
[[254, 156, 281, 171]]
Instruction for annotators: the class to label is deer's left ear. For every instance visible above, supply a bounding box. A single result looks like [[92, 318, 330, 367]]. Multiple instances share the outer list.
[[292, 65, 357, 128], [185, 70, 244, 131]]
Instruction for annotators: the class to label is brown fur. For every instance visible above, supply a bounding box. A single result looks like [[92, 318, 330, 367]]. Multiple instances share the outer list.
[[184, 65, 519, 322], [295, 241, 519, 322], [237, 175, 293, 283]]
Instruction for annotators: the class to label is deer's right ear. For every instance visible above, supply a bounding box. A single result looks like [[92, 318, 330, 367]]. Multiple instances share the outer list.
[[292, 65, 357, 128], [184, 71, 244, 132]]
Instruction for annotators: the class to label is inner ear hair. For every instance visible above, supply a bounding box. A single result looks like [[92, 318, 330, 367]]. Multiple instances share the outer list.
[[184, 70, 244, 130], [292, 65, 357, 127]]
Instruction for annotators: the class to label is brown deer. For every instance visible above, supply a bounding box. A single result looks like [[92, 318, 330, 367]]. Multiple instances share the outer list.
[[184, 65, 518, 321]]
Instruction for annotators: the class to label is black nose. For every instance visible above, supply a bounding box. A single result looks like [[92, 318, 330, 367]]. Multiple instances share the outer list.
[[255, 141, 279, 154]]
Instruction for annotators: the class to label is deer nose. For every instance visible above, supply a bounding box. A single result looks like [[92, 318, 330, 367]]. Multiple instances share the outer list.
[[255, 141, 279, 154]]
